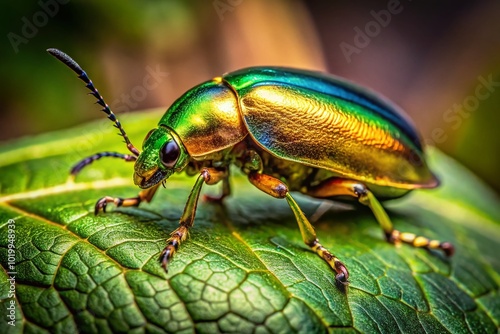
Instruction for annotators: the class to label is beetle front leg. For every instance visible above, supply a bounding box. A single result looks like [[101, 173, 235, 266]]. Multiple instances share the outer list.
[[307, 178, 454, 256], [95, 183, 160, 214], [248, 172, 349, 284], [160, 167, 227, 271]]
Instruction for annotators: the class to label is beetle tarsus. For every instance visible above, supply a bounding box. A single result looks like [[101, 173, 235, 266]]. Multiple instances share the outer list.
[[94, 196, 137, 214], [311, 239, 350, 284], [93, 185, 161, 215], [160, 226, 188, 272], [386, 230, 454, 257]]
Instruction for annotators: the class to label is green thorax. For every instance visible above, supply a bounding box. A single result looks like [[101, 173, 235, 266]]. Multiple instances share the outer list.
[[158, 79, 247, 159]]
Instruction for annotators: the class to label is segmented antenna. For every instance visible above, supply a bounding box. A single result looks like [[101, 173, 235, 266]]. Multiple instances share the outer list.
[[47, 48, 140, 157]]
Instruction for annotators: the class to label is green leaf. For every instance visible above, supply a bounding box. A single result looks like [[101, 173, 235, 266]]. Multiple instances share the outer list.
[[1, 110, 499, 333]]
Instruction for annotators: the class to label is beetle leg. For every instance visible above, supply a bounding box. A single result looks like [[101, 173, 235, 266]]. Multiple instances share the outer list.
[[307, 178, 454, 256], [203, 174, 231, 202], [70, 151, 137, 179], [94, 183, 160, 215], [160, 167, 227, 271], [248, 172, 349, 284]]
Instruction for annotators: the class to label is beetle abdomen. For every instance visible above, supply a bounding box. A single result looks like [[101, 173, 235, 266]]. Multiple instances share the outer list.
[[223, 68, 438, 189]]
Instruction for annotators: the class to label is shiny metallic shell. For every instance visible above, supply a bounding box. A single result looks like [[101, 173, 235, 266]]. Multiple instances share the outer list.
[[223, 67, 438, 190]]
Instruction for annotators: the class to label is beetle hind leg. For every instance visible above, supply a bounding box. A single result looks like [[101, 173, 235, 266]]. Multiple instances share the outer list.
[[248, 172, 349, 284], [307, 178, 454, 256]]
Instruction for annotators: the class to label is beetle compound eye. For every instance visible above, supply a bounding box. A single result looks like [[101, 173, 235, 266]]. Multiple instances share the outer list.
[[160, 140, 180, 168]]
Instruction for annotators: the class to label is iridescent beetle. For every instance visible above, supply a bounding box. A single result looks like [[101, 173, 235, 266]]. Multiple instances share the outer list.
[[48, 48, 453, 284]]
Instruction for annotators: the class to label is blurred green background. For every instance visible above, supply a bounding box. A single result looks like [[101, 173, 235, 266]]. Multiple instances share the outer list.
[[0, 0, 499, 193]]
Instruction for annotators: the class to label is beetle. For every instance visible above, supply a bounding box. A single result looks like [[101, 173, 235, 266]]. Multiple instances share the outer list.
[[47, 48, 453, 284]]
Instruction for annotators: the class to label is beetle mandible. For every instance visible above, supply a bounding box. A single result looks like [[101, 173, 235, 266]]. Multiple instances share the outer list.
[[48, 48, 453, 284]]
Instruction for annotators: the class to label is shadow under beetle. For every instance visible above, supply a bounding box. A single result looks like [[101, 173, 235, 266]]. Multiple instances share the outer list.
[[48, 48, 453, 285]]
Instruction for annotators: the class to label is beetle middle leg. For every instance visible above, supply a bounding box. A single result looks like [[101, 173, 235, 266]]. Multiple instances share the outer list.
[[306, 178, 454, 256], [159, 167, 228, 271], [248, 172, 350, 284]]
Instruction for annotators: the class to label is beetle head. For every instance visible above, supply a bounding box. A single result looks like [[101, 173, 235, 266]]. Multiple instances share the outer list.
[[134, 126, 189, 189]]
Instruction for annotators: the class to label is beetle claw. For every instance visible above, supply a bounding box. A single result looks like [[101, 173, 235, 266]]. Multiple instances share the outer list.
[[334, 260, 350, 285], [94, 196, 118, 214], [440, 242, 455, 257], [94, 197, 108, 215], [159, 248, 171, 273], [335, 273, 349, 285]]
